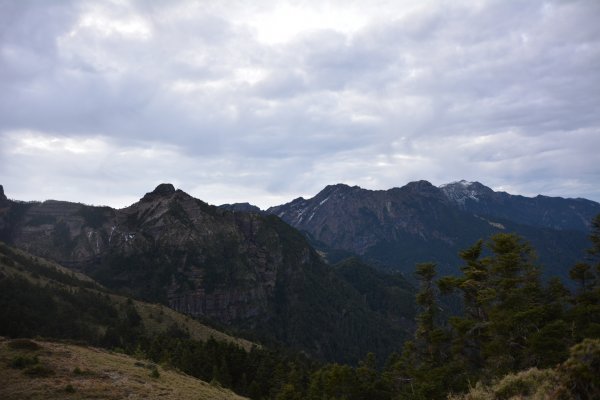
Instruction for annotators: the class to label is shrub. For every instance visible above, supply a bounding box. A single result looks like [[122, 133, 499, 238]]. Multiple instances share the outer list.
[[556, 338, 600, 399], [493, 368, 556, 399], [9, 355, 39, 369], [72, 366, 94, 376], [149, 366, 160, 379]]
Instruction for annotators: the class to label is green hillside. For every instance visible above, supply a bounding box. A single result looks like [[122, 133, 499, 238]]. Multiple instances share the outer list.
[[0, 242, 253, 350]]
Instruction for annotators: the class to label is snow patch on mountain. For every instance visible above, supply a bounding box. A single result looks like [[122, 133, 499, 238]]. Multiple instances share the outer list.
[[439, 180, 482, 206]]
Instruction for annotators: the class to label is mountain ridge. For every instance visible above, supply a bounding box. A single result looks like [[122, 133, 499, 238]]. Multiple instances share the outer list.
[[266, 180, 599, 279], [0, 183, 413, 362], [439, 180, 599, 231]]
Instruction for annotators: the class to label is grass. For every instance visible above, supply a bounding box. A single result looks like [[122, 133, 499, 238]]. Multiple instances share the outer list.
[[0, 337, 247, 400]]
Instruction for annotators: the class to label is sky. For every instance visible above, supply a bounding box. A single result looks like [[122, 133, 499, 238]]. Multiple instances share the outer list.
[[1, 0, 599, 209]]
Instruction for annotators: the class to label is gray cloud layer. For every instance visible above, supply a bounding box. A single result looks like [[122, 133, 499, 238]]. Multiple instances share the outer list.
[[1, 0, 599, 208]]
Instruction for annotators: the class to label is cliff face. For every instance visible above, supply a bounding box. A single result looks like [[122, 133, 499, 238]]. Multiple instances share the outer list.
[[0, 184, 411, 362]]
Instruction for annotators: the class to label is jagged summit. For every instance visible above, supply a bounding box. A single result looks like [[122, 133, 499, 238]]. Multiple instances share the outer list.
[[322, 183, 355, 192], [141, 183, 177, 202], [439, 179, 473, 188], [439, 180, 492, 191], [152, 183, 176, 195], [402, 180, 437, 193], [0, 185, 6, 202], [405, 179, 434, 187], [317, 183, 361, 198], [439, 180, 494, 206]]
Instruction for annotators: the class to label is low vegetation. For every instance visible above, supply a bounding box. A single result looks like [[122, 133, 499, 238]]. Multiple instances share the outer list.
[[450, 338, 600, 400], [0, 337, 246, 400]]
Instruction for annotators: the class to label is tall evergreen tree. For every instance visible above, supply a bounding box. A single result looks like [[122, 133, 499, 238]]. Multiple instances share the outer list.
[[388, 263, 463, 399], [439, 234, 546, 377]]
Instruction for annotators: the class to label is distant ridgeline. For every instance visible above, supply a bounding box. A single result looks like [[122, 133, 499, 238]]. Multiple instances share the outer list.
[[267, 180, 600, 281]]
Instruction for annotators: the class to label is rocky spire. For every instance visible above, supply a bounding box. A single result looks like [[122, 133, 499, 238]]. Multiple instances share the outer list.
[[0, 185, 7, 202]]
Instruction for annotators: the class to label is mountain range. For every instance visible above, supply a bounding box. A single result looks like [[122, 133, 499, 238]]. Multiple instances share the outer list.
[[0, 183, 413, 363], [1, 180, 598, 361], [266, 180, 600, 279]]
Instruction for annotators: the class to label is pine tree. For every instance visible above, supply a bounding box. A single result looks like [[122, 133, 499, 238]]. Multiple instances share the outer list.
[[439, 234, 546, 377], [438, 240, 489, 372], [388, 263, 463, 399]]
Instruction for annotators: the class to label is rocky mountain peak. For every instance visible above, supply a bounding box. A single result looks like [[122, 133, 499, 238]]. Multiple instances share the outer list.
[[318, 183, 362, 199], [219, 202, 262, 213], [141, 183, 176, 202], [403, 180, 435, 190], [322, 183, 352, 192], [440, 180, 492, 192], [400, 180, 442, 198], [153, 183, 176, 195], [0, 185, 6, 202], [439, 180, 494, 206]]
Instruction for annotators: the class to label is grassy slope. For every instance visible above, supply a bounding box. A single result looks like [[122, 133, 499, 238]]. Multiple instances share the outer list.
[[0, 243, 254, 351], [0, 337, 247, 400]]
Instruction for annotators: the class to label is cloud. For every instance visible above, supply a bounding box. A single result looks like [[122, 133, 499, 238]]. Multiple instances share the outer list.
[[1, 0, 599, 207]]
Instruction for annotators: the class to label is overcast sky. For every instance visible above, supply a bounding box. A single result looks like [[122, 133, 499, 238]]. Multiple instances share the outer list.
[[1, 0, 599, 209]]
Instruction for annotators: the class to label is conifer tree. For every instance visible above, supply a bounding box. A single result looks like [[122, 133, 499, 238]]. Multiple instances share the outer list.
[[439, 234, 545, 376], [389, 262, 462, 399]]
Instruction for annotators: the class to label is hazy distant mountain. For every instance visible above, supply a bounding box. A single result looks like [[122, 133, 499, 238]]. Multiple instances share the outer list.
[[0, 183, 413, 362], [267, 180, 600, 279]]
